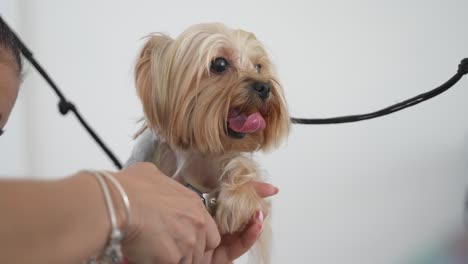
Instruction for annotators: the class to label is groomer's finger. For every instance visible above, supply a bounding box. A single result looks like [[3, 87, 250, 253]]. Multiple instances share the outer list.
[[180, 255, 192, 264], [192, 227, 206, 264], [252, 181, 279, 198], [205, 213, 221, 250]]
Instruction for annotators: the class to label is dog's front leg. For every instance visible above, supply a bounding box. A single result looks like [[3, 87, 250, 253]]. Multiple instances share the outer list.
[[215, 156, 270, 234]]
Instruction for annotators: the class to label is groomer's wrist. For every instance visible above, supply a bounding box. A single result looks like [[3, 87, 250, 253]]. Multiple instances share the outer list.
[[69, 170, 131, 259], [75, 171, 115, 234], [107, 170, 140, 244], [80, 170, 130, 236], [51, 171, 114, 260]]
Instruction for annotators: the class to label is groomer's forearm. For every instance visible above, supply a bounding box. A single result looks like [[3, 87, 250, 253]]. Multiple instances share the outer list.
[[0, 172, 111, 263]]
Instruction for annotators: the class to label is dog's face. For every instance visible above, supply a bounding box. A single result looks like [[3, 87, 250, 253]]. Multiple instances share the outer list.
[[135, 23, 289, 153]]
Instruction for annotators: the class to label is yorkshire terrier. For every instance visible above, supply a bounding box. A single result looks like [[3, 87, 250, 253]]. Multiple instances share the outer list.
[[126, 23, 290, 263]]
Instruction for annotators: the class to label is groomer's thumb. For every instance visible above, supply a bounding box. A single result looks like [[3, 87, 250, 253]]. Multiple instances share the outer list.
[[252, 181, 279, 198]]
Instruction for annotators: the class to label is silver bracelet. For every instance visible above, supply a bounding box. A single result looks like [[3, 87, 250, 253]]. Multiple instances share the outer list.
[[99, 171, 131, 236], [86, 170, 131, 264]]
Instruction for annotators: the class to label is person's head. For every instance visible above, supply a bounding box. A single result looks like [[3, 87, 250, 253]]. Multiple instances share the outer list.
[[0, 17, 22, 135]]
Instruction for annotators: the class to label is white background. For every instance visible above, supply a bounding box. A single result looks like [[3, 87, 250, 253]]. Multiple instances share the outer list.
[[1, 0, 468, 263]]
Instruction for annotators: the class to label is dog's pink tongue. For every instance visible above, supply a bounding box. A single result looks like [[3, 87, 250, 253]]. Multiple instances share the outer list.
[[228, 112, 266, 133]]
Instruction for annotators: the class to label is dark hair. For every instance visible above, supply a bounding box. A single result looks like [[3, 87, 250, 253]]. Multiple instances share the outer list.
[[0, 17, 22, 72]]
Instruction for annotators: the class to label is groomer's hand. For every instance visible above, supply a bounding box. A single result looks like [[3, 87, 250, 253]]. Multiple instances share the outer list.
[[114, 163, 221, 264]]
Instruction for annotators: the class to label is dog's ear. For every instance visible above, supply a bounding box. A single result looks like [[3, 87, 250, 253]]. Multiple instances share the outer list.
[[135, 34, 173, 134]]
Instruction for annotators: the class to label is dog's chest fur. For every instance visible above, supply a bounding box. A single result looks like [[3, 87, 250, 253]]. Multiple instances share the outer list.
[[153, 143, 226, 192], [126, 128, 239, 192]]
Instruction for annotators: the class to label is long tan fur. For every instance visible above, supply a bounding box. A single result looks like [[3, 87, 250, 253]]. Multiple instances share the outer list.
[[134, 23, 290, 264]]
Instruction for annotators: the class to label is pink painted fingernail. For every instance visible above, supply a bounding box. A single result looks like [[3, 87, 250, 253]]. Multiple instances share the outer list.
[[273, 186, 279, 194], [256, 210, 264, 232], [256, 210, 264, 224]]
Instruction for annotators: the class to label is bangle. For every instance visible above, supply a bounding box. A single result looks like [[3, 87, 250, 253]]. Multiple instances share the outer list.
[[99, 171, 131, 236], [86, 170, 131, 264]]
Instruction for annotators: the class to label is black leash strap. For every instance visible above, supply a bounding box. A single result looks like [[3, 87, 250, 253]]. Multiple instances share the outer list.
[[1, 16, 123, 169], [291, 58, 468, 124]]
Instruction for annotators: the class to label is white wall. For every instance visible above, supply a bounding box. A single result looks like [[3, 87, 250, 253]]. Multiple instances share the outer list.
[[1, 0, 468, 263]]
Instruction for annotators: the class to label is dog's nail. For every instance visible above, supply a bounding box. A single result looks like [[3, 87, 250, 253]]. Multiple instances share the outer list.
[[256, 210, 264, 224]]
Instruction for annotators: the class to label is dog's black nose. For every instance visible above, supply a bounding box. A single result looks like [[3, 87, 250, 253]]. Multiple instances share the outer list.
[[251, 81, 270, 100]]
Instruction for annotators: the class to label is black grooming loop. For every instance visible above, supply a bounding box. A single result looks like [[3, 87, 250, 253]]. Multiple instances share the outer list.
[[1, 16, 123, 169], [2, 16, 467, 169], [291, 58, 468, 124]]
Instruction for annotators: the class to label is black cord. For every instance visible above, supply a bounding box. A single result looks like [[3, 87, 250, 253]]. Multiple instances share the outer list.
[[291, 58, 468, 124], [1, 16, 123, 169]]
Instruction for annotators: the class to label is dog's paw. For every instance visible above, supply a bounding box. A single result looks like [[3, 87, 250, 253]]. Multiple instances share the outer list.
[[215, 183, 269, 234]]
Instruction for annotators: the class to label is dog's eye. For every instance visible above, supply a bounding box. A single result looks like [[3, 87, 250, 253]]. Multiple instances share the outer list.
[[255, 64, 262, 73], [210, 57, 229, 73]]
